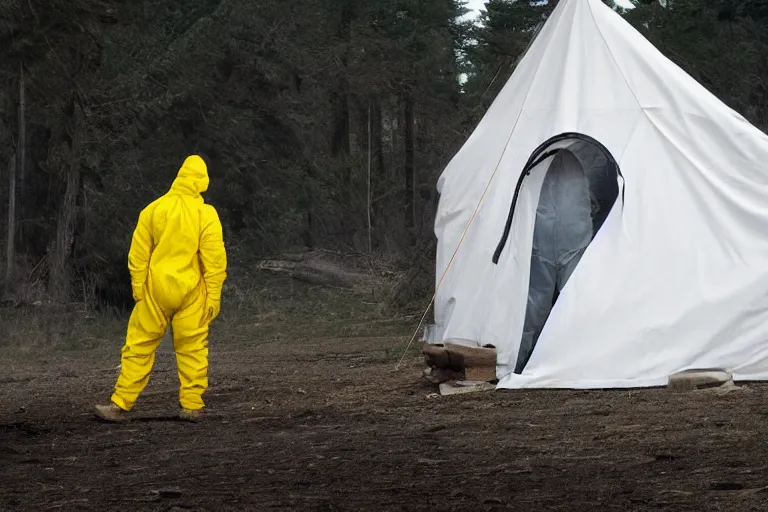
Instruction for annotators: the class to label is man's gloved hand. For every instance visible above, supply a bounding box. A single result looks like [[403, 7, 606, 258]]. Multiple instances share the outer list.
[[206, 298, 221, 323]]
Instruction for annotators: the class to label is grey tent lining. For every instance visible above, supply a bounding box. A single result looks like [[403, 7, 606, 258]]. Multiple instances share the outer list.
[[516, 150, 594, 373]]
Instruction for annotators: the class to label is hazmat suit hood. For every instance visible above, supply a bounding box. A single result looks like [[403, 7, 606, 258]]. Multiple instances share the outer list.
[[169, 155, 209, 197]]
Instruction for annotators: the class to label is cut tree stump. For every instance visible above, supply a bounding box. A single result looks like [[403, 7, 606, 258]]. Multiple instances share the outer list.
[[667, 369, 733, 391]]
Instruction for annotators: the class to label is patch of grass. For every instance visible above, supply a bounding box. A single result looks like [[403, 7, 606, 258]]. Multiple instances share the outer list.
[[0, 304, 127, 360], [216, 274, 418, 345], [0, 272, 426, 356], [381, 340, 425, 364], [0, 303, 126, 355]]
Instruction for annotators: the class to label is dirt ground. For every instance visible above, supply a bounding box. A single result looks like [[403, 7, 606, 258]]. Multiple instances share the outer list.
[[2, 336, 768, 511]]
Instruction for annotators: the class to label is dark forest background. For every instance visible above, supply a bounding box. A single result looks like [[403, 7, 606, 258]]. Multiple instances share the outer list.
[[2, 0, 767, 313]]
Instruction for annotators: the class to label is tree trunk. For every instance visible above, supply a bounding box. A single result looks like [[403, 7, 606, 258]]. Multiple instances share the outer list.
[[404, 95, 416, 232], [330, 2, 352, 159], [330, 92, 350, 158], [4, 66, 24, 286], [370, 101, 385, 233], [302, 163, 316, 249], [372, 102, 385, 179], [48, 102, 83, 303], [4, 154, 16, 286], [366, 102, 372, 257], [331, 0, 353, 231], [17, 63, 25, 207]]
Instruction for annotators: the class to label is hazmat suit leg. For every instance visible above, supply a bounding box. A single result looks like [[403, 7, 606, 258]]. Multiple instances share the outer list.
[[170, 284, 210, 411], [111, 291, 169, 411]]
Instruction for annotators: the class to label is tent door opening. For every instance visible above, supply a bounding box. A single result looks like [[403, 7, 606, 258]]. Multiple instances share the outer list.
[[491, 133, 622, 374]]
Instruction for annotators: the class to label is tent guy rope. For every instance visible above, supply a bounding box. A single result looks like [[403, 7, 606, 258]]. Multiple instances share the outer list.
[[393, 127, 520, 371], [392, 17, 546, 372]]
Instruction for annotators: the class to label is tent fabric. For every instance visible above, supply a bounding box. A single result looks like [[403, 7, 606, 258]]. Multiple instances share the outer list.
[[428, 0, 768, 389]]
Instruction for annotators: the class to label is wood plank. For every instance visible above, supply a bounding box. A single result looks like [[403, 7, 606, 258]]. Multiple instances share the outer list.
[[465, 365, 497, 382], [444, 343, 497, 369], [423, 343, 497, 382], [438, 381, 495, 396]]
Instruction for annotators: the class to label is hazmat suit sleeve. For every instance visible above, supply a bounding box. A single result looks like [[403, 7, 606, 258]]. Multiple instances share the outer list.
[[127, 207, 154, 302], [199, 204, 227, 320]]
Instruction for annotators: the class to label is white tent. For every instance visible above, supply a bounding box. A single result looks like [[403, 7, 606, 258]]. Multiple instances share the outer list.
[[427, 0, 768, 389]]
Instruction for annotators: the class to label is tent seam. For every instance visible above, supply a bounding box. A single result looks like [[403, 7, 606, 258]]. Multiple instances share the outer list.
[[586, 0, 643, 110], [512, 0, 572, 119], [614, 110, 643, 165]]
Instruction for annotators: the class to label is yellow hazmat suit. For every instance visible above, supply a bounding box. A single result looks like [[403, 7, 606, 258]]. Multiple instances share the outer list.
[[111, 155, 227, 412]]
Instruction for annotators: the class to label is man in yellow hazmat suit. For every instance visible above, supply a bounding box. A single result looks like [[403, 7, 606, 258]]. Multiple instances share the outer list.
[[94, 155, 227, 423]]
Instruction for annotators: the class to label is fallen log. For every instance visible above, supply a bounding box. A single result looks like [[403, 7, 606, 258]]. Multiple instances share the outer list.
[[258, 259, 355, 289]]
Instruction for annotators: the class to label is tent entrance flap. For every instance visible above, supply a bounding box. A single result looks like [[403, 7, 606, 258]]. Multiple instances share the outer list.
[[491, 133, 622, 374], [492, 132, 622, 264]]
